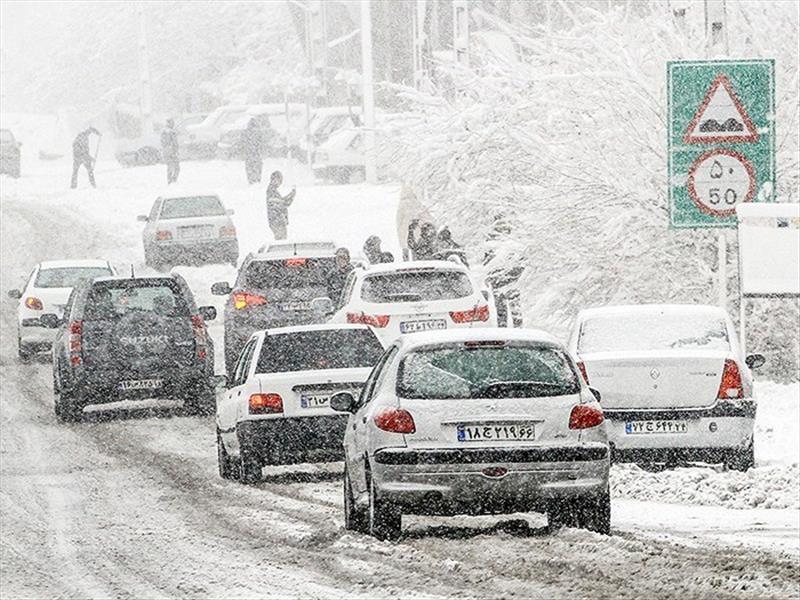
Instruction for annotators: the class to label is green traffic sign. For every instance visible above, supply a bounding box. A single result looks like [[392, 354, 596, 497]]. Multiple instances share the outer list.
[[668, 59, 775, 229]]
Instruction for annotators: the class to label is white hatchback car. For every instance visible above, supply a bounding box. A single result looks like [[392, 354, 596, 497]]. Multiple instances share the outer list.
[[7, 259, 116, 360], [330, 328, 610, 541], [216, 324, 386, 483], [330, 260, 497, 346], [568, 304, 765, 471]]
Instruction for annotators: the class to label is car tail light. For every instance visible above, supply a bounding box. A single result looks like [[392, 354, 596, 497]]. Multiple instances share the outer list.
[[219, 225, 236, 238], [249, 393, 283, 415], [569, 404, 604, 429], [717, 359, 744, 399], [374, 408, 416, 434], [347, 312, 390, 328], [68, 319, 83, 366], [449, 305, 490, 323], [285, 257, 307, 267], [576, 361, 590, 384], [190, 314, 207, 359], [25, 297, 43, 311], [232, 291, 267, 310], [156, 230, 173, 241]]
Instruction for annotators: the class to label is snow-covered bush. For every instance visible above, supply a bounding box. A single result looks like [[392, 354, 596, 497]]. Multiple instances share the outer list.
[[385, 0, 799, 381]]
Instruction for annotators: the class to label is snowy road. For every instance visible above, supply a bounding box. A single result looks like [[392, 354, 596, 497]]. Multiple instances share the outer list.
[[1, 159, 799, 598]]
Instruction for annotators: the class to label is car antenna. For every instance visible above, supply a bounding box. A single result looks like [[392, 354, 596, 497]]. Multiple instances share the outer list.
[[130, 264, 135, 278]]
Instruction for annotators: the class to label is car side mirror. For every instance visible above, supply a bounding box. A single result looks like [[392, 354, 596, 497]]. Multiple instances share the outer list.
[[589, 387, 602, 403], [137, 215, 149, 222], [311, 296, 334, 317], [211, 281, 232, 296], [7, 289, 22, 300], [40, 313, 61, 329], [199, 305, 217, 321], [226, 209, 235, 216], [330, 391, 357, 413], [745, 354, 766, 370]]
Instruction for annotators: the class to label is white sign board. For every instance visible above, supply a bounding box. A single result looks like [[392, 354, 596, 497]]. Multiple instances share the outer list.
[[737, 203, 800, 296]]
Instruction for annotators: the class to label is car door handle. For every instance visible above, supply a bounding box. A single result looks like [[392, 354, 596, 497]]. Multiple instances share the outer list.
[[361, 416, 366, 424]]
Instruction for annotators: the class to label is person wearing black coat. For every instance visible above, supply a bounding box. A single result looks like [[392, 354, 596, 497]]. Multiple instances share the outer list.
[[160, 118, 180, 184], [242, 118, 264, 184], [70, 127, 100, 188]]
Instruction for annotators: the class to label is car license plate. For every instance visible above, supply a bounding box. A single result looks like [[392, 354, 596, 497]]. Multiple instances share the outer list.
[[119, 379, 163, 391], [625, 420, 689, 435], [400, 319, 447, 334], [457, 423, 536, 442], [177, 225, 213, 240], [300, 394, 329, 409], [279, 301, 311, 312]]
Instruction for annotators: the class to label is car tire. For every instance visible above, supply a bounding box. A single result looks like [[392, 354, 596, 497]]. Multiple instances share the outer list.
[[547, 499, 580, 530], [725, 440, 755, 472], [17, 336, 33, 362], [344, 464, 368, 533], [236, 427, 261, 484], [575, 489, 611, 535], [217, 430, 239, 480], [367, 472, 401, 541], [53, 370, 83, 423]]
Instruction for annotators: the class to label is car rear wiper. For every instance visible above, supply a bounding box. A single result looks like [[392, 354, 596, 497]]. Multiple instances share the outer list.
[[479, 380, 573, 398], [385, 293, 423, 302]]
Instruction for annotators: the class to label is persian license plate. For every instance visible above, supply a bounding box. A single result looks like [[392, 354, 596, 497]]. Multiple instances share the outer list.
[[457, 423, 536, 442], [400, 319, 447, 334], [119, 379, 163, 391], [178, 226, 213, 240], [625, 420, 689, 435], [279, 301, 311, 312], [300, 394, 330, 409]]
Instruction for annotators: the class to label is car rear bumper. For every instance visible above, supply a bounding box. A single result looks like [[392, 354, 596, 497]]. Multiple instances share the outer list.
[[237, 416, 348, 465], [371, 444, 609, 515], [151, 239, 238, 263], [69, 366, 208, 404]]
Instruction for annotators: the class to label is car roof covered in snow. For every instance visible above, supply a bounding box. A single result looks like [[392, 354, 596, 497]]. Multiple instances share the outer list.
[[38, 259, 111, 270], [259, 323, 374, 337], [576, 304, 728, 320], [397, 327, 562, 351], [361, 260, 470, 276], [253, 240, 338, 259], [89, 274, 177, 284]]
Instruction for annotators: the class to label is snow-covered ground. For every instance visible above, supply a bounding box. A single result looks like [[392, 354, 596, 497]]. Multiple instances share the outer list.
[[1, 158, 798, 598]]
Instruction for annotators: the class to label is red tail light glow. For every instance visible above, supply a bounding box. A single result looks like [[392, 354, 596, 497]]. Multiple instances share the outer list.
[[569, 404, 604, 430], [374, 408, 416, 434], [25, 297, 43, 310], [576, 361, 590, 384], [717, 359, 744, 399], [233, 291, 267, 310], [68, 319, 83, 365], [346, 312, 390, 328], [156, 230, 173, 241], [284, 257, 307, 267], [449, 305, 490, 323], [249, 393, 283, 415], [190, 314, 207, 359], [219, 225, 237, 238]]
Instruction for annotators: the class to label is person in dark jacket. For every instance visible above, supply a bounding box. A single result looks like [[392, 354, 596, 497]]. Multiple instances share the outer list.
[[364, 235, 394, 264], [327, 247, 354, 306], [266, 170, 295, 240], [242, 118, 264, 184], [412, 222, 439, 260], [70, 127, 100, 188], [160, 118, 180, 184]]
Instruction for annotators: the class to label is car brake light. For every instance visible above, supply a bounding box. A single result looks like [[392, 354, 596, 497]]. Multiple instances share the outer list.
[[219, 225, 236, 238], [25, 297, 43, 310], [190, 315, 207, 359], [569, 404, 604, 429], [717, 359, 744, 399], [156, 230, 173, 241], [346, 312, 389, 328], [233, 291, 267, 310], [449, 305, 490, 323], [374, 408, 416, 434], [576, 361, 590, 384], [249, 393, 283, 415], [68, 319, 83, 365], [285, 257, 307, 267]]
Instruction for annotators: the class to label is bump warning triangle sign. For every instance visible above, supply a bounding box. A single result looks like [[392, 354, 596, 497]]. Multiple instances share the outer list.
[[683, 73, 759, 144]]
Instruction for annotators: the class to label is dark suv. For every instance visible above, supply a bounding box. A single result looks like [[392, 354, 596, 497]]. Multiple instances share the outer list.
[[44, 274, 217, 422], [211, 241, 340, 375]]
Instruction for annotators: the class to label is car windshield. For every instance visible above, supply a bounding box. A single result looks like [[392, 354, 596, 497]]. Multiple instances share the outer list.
[[245, 258, 335, 291], [361, 270, 473, 303], [159, 196, 225, 219], [256, 329, 384, 373], [84, 281, 189, 321], [578, 312, 730, 352], [397, 344, 580, 399], [34, 267, 111, 288]]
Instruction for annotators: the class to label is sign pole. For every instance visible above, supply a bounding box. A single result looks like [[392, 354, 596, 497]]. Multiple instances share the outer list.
[[717, 231, 726, 307]]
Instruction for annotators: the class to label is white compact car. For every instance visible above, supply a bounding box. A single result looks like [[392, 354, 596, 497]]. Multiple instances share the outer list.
[[7, 259, 116, 359], [568, 304, 765, 471], [138, 194, 239, 270], [330, 328, 610, 540], [216, 324, 386, 483], [330, 260, 497, 346]]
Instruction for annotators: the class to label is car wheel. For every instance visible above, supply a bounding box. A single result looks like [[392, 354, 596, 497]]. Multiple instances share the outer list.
[[217, 429, 238, 480], [53, 370, 83, 423], [547, 499, 580, 530], [236, 427, 261, 484], [575, 489, 611, 535], [724, 440, 755, 472], [367, 472, 401, 541], [17, 336, 33, 362], [344, 464, 368, 533]]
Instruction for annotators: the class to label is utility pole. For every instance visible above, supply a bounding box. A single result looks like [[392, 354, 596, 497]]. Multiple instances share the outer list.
[[453, 0, 469, 67], [137, 2, 153, 136], [361, 0, 377, 184]]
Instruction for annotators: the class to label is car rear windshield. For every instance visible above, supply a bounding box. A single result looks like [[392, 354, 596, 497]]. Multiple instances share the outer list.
[[35, 267, 112, 288], [256, 329, 384, 373], [84, 280, 190, 321], [245, 258, 335, 290], [361, 270, 473, 303], [397, 344, 580, 399], [159, 196, 225, 219], [578, 313, 730, 353]]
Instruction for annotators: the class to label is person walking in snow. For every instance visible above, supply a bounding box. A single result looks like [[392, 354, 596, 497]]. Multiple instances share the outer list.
[[363, 235, 394, 264], [160, 118, 180, 184], [483, 214, 524, 328], [266, 170, 295, 240], [70, 126, 100, 189], [242, 118, 264, 184], [327, 247, 354, 306]]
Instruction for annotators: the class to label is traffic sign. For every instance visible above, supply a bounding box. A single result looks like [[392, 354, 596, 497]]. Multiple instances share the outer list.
[[668, 59, 774, 228]]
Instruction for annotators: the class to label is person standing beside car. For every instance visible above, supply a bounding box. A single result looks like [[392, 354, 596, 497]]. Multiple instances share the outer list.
[[265, 170, 295, 240], [327, 247, 354, 306], [70, 126, 100, 189], [242, 118, 264, 184], [160, 118, 180, 184]]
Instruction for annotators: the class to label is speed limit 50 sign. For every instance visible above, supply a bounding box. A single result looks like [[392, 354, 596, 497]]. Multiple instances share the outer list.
[[668, 59, 775, 229]]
